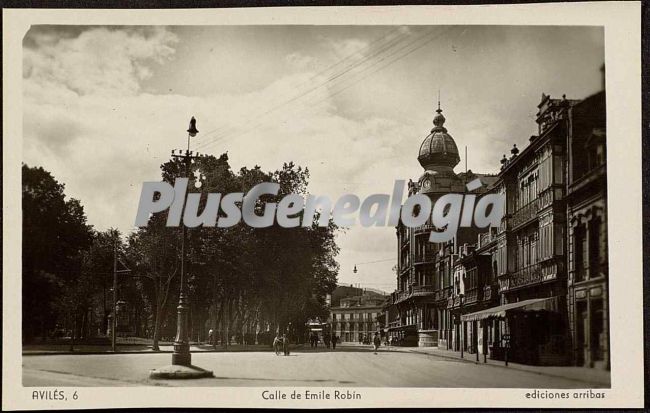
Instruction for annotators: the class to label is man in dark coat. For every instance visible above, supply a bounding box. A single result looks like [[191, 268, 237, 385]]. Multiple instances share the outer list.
[[373, 332, 381, 352], [282, 333, 290, 356]]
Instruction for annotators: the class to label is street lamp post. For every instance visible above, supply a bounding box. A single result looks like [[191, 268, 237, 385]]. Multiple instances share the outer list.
[[459, 293, 464, 359], [149, 117, 213, 379], [171, 117, 200, 367]]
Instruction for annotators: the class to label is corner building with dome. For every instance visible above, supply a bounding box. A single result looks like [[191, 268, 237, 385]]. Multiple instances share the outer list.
[[386, 103, 499, 348]]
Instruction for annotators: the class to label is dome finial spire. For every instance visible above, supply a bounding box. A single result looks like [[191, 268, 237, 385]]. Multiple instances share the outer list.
[[432, 89, 446, 129]]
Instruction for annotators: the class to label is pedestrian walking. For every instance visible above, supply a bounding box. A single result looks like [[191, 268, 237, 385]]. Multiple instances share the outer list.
[[332, 335, 338, 350], [208, 328, 214, 346], [273, 333, 282, 355], [373, 332, 381, 353], [282, 333, 290, 356]]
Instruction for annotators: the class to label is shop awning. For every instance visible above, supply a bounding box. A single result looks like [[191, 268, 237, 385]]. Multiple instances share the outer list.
[[387, 324, 417, 331], [461, 297, 559, 322]]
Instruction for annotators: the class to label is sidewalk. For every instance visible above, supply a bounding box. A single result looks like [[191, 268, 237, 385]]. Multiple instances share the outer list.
[[383, 345, 610, 386], [22, 343, 286, 356]]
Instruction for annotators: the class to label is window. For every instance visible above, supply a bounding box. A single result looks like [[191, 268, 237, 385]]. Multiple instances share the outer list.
[[589, 217, 602, 278], [574, 225, 587, 282]]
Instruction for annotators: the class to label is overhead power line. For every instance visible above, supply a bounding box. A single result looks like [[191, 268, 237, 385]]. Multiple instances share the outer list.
[[196, 27, 408, 142], [194, 27, 436, 151], [197, 26, 456, 152]]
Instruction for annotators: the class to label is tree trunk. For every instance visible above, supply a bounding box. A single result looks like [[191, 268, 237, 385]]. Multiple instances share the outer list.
[[69, 312, 76, 352], [213, 301, 222, 348], [152, 305, 163, 351]]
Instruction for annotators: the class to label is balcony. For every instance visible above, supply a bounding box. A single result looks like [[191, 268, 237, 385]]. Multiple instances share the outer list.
[[414, 253, 436, 265], [464, 288, 480, 305], [510, 198, 540, 229], [435, 286, 452, 302], [478, 231, 497, 249], [507, 263, 543, 290], [412, 285, 435, 294], [394, 290, 410, 303]]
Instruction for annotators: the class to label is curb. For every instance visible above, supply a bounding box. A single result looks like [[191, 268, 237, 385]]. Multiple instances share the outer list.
[[22, 346, 303, 357], [385, 346, 610, 386]]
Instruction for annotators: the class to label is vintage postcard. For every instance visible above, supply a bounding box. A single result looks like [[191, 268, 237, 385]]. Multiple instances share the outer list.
[[2, 2, 644, 410]]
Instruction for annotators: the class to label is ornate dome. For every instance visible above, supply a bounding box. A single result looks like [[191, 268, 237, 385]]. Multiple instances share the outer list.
[[417, 107, 460, 170]]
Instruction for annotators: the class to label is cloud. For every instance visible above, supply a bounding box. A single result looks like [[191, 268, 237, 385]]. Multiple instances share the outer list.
[[285, 52, 319, 71], [23, 105, 84, 155], [327, 38, 369, 59], [23, 26, 178, 98]]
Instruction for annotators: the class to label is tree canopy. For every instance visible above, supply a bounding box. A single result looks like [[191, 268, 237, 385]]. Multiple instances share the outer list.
[[22, 155, 340, 346]]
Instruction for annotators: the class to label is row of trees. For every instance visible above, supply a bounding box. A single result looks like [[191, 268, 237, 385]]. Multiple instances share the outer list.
[[22, 153, 340, 348]]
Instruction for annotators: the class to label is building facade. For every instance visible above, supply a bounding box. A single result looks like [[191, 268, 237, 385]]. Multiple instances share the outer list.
[[385, 103, 496, 348], [330, 287, 387, 343], [565, 88, 608, 369], [385, 75, 608, 369]]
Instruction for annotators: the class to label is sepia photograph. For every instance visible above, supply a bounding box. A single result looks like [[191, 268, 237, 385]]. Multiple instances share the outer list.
[[3, 3, 644, 410]]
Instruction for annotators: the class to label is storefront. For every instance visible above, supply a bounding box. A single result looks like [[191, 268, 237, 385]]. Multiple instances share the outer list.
[[461, 297, 568, 365]]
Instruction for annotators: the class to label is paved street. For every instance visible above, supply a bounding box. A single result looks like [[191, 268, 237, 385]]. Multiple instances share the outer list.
[[23, 346, 608, 388]]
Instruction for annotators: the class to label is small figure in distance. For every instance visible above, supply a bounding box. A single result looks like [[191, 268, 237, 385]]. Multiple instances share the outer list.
[[282, 333, 290, 356], [373, 332, 381, 354], [273, 333, 282, 356]]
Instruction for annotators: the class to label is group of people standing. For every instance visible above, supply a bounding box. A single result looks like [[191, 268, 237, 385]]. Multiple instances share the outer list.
[[309, 332, 339, 349], [273, 333, 290, 356]]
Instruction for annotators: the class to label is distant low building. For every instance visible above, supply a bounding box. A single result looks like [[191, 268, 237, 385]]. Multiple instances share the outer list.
[[330, 286, 388, 343]]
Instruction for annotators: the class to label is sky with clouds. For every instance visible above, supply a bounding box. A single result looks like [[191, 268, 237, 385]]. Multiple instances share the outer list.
[[23, 25, 604, 293]]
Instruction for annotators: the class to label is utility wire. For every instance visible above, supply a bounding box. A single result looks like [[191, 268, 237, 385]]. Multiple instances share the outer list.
[[354, 258, 395, 265], [196, 27, 411, 143], [198, 26, 454, 151], [196, 27, 409, 142], [194, 27, 430, 150], [196, 27, 444, 152]]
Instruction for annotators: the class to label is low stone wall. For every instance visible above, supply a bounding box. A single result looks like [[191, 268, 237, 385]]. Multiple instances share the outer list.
[[418, 330, 438, 347]]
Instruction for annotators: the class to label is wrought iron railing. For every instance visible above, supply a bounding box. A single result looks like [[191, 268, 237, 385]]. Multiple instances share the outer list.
[[464, 288, 480, 304], [507, 263, 542, 289], [510, 198, 540, 228], [414, 252, 436, 264], [395, 291, 410, 302], [412, 285, 435, 294]]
